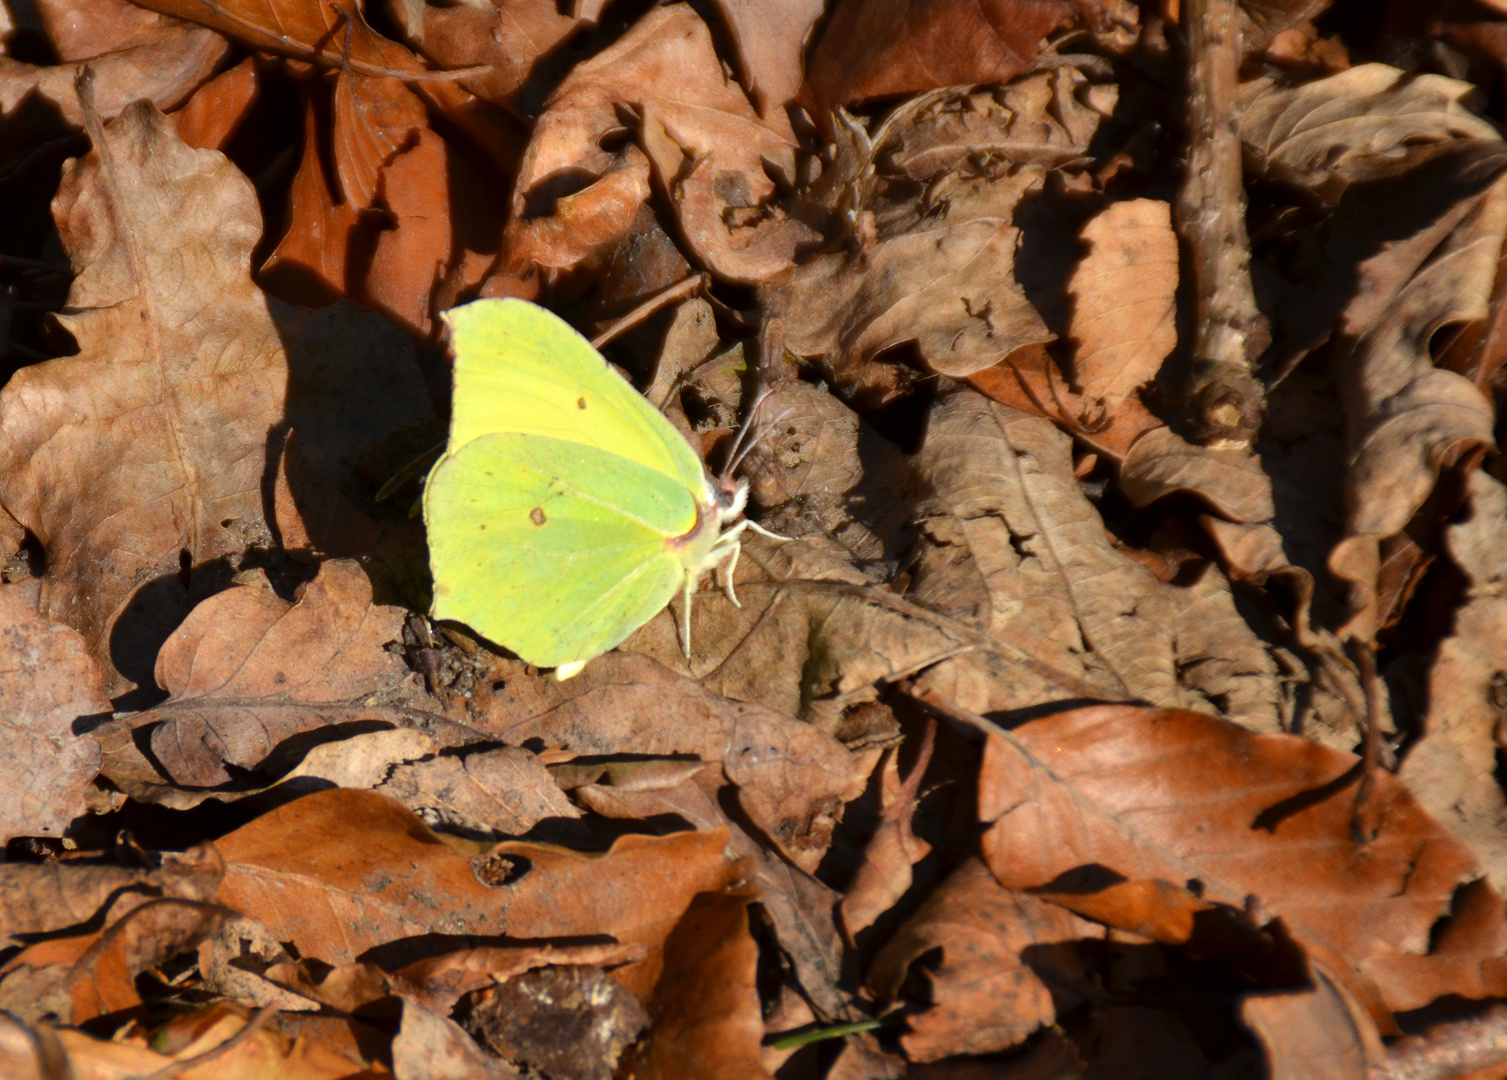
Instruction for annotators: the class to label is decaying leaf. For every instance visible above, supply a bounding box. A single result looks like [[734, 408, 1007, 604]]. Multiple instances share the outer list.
[[375, 745, 583, 838], [908, 386, 1282, 730], [1399, 471, 1507, 886], [1240, 64, 1501, 204], [0, 584, 107, 842], [868, 858, 1089, 1062]]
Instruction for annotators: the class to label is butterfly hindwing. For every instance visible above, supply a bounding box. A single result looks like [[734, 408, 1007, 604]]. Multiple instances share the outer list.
[[425, 432, 698, 667]]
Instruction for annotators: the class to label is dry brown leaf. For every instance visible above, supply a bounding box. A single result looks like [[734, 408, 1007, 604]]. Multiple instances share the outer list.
[[136, 0, 426, 80], [361, 126, 451, 333], [0, 843, 221, 938], [97, 560, 435, 792], [67, 898, 229, 1022], [15, 1002, 365, 1079], [1241, 958, 1384, 1080], [375, 746, 583, 838], [0, 104, 431, 695], [707, 0, 825, 116], [1325, 158, 1505, 641], [779, 168, 1054, 382], [395, 941, 647, 1014], [626, 888, 771, 1080], [877, 71, 1117, 182], [331, 69, 428, 211], [395, 997, 523, 1080], [0, 0, 227, 127], [1399, 471, 1507, 885], [907, 386, 1282, 729], [978, 703, 1507, 1018], [1118, 426, 1276, 524], [388, 0, 601, 106], [496, 4, 812, 288], [1240, 64, 1501, 205], [474, 652, 864, 872], [1066, 199, 1177, 408], [0, 583, 107, 842], [840, 721, 935, 942], [799, 0, 1085, 120], [868, 858, 1089, 1062], [215, 787, 747, 999]]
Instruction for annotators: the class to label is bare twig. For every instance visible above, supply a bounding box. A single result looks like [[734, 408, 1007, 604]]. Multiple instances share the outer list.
[[589, 274, 706, 349], [1176, 0, 1270, 447]]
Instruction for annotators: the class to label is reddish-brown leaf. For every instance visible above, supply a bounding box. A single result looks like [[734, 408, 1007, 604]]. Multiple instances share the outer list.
[[215, 787, 748, 999], [978, 704, 1507, 1018], [800, 0, 1082, 120], [171, 56, 259, 151], [360, 127, 452, 335], [625, 888, 772, 1080], [261, 97, 363, 307], [67, 898, 230, 1022]]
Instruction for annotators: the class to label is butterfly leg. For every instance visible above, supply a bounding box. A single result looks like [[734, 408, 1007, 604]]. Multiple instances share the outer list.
[[681, 578, 695, 659], [742, 519, 791, 542]]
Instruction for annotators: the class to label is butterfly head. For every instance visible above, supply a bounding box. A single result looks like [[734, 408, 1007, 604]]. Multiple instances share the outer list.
[[711, 473, 749, 526]]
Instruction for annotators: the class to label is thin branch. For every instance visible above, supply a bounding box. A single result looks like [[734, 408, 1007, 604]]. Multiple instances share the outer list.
[[1176, 0, 1270, 447]]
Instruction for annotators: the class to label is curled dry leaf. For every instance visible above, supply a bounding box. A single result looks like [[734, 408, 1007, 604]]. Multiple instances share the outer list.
[[387, 0, 605, 105], [67, 898, 230, 1023], [0, 583, 107, 843], [839, 721, 935, 943], [876, 70, 1118, 182], [707, 0, 826, 116], [625, 888, 770, 1080], [1066, 198, 1178, 409], [907, 387, 1282, 730], [375, 745, 583, 839], [215, 787, 747, 998], [868, 858, 1089, 1062], [799, 0, 1086, 120], [497, 4, 812, 287], [1119, 425, 1276, 524], [780, 162, 1053, 382], [1241, 958, 1382, 1080], [395, 941, 647, 1014], [978, 703, 1507, 1018], [97, 560, 438, 792], [0, 842, 222, 939], [1399, 471, 1507, 885], [1326, 153, 1505, 640], [1239, 64, 1501, 205], [476, 652, 864, 872], [0, 0, 227, 127], [171, 56, 260, 151]]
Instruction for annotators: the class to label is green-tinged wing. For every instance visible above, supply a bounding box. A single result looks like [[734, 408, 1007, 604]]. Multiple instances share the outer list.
[[443, 298, 710, 498], [424, 432, 699, 668]]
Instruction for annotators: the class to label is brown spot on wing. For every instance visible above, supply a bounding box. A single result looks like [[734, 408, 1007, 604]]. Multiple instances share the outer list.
[[529, 507, 547, 526], [577, 397, 587, 409]]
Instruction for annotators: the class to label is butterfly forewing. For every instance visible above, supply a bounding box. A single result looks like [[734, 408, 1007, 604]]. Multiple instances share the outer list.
[[443, 299, 710, 499], [425, 432, 698, 667]]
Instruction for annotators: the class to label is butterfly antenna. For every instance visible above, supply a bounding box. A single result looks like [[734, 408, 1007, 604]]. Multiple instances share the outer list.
[[714, 388, 765, 478], [728, 404, 796, 478]]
